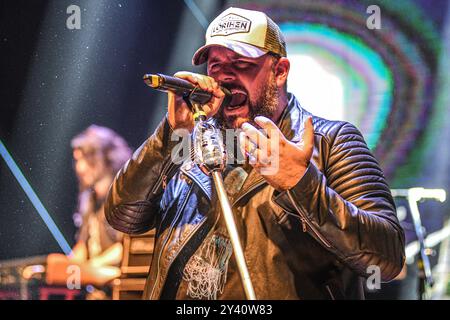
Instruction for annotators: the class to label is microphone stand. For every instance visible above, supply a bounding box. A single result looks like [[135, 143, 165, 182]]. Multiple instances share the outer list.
[[391, 188, 446, 299], [211, 171, 256, 300], [187, 97, 256, 300]]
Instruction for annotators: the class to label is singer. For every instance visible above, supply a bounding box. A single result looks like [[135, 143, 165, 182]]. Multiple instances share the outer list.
[[105, 7, 405, 299]]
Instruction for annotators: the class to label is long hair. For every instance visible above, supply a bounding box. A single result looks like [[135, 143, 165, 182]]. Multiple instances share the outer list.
[[71, 125, 132, 228], [71, 125, 132, 175]]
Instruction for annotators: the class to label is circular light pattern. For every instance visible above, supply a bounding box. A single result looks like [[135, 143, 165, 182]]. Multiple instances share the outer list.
[[235, 0, 441, 180]]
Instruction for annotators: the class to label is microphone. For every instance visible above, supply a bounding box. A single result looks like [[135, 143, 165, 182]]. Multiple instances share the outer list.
[[143, 73, 228, 173], [143, 73, 231, 107]]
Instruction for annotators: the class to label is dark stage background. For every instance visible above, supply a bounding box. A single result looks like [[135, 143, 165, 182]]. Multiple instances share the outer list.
[[1, 0, 450, 299], [0, 0, 226, 259]]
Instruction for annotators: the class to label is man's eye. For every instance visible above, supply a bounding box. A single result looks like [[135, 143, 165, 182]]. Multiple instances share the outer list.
[[209, 64, 220, 72], [235, 61, 250, 68]]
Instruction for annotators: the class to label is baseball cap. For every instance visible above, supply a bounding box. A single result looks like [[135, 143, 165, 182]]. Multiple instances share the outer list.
[[192, 7, 287, 65]]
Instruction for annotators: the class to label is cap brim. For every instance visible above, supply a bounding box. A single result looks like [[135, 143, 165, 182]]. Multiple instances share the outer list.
[[192, 39, 267, 65]]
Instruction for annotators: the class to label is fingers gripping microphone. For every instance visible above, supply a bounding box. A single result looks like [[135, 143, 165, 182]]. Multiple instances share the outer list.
[[143, 73, 228, 173], [143, 73, 231, 118], [144, 73, 227, 173]]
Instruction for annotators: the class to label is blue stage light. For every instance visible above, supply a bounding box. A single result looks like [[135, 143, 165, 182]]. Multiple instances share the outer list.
[[0, 139, 72, 255]]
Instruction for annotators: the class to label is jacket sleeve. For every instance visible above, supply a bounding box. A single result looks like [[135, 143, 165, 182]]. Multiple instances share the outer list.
[[273, 122, 405, 281], [105, 116, 182, 234]]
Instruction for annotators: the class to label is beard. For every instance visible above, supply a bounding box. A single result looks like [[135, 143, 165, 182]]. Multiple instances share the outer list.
[[214, 72, 279, 129]]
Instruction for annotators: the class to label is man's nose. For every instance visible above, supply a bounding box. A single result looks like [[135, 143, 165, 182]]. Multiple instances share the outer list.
[[216, 65, 236, 83]]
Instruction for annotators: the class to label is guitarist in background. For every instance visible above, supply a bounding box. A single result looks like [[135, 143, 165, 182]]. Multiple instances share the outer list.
[[46, 125, 132, 299]]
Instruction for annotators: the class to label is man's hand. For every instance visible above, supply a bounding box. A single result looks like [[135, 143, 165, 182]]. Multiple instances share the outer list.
[[167, 71, 226, 132], [239, 116, 314, 191]]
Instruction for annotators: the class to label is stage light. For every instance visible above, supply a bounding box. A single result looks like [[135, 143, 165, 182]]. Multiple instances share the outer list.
[[0, 140, 72, 255], [288, 54, 344, 121], [149, 0, 221, 131], [280, 22, 393, 150], [184, 0, 209, 29]]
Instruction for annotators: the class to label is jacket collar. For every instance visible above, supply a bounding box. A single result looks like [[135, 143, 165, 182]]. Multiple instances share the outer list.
[[180, 161, 213, 200]]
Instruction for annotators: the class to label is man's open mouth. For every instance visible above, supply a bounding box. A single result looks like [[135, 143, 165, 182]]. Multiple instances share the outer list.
[[227, 90, 247, 110]]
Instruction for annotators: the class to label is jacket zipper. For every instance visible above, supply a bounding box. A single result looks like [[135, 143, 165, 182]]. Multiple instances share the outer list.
[[153, 144, 197, 194], [286, 190, 332, 248], [151, 161, 175, 194], [149, 184, 193, 298], [300, 217, 308, 232], [231, 176, 331, 249], [325, 285, 336, 300], [233, 180, 312, 236], [162, 175, 168, 190]]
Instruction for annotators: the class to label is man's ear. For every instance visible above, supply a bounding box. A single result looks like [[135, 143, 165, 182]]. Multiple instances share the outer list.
[[275, 57, 290, 88]]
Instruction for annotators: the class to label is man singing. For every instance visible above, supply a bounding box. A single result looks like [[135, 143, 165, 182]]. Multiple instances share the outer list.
[[105, 7, 405, 299]]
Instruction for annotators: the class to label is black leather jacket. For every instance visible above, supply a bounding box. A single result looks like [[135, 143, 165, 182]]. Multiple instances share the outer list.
[[105, 94, 405, 299]]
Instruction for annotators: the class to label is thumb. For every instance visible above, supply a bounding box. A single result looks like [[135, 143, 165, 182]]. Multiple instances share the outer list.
[[298, 116, 314, 154]]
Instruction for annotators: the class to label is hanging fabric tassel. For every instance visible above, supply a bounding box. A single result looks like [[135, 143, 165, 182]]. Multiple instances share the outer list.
[[183, 231, 233, 300]]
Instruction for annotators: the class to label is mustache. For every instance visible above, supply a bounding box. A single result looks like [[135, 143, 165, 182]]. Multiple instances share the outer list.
[[219, 82, 249, 107], [220, 82, 247, 94]]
